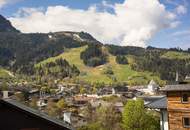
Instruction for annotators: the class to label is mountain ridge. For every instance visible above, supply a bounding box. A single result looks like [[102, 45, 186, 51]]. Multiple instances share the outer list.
[[0, 15, 20, 33]]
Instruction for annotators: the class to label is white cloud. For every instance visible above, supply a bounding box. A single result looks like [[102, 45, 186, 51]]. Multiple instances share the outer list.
[[9, 0, 178, 47], [176, 5, 187, 14], [0, 0, 22, 8]]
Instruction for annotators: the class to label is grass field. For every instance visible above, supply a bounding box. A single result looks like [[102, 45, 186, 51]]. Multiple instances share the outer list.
[[161, 51, 190, 60], [36, 46, 165, 85]]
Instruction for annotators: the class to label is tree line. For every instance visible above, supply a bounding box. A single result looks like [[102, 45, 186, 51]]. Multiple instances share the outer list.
[[35, 58, 80, 79], [0, 32, 85, 73], [131, 50, 190, 81], [80, 44, 107, 67]]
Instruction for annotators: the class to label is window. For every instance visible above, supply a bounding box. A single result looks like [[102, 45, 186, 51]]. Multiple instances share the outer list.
[[183, 117, 190, 128], [182, 93, 189, 103]]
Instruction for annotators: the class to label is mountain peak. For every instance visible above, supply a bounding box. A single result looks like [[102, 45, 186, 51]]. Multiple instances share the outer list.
[[52, 31, 101, 44], [0, 14, 19, 33]]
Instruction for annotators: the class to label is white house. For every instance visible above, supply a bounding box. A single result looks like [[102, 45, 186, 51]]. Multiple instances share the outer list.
[[138, 80, 159, 95], [148, 80, 159, 92], [63, 112, 72, 124], [63, 112, 87, 128]]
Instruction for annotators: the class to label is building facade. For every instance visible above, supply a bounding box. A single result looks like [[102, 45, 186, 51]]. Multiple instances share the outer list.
[[163, 85, 190, 130], [147, 84, 190, 130]]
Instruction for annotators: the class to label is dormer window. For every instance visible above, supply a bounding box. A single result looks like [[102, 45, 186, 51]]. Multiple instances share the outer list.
[[182, 93, 189, 103]]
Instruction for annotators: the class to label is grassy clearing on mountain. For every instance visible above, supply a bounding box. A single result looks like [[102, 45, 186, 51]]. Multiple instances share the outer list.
[[36, 46, 165, 85]]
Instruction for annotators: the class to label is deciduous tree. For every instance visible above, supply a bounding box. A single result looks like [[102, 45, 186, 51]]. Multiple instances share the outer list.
[[122, 99, 159, 130]]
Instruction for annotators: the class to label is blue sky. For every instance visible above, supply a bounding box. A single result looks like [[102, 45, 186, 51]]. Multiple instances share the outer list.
[[0, 0, 190, 49], [1, 0, 123, 16]]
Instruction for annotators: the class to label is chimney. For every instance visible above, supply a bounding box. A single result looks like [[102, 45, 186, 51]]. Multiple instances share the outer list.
[[3, 91, 9, 99]]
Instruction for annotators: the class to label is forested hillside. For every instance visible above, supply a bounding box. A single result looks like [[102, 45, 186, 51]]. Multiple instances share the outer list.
[[0, 14, 190, 85]]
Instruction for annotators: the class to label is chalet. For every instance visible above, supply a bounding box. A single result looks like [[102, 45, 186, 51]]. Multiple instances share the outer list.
[[128, 88, 144, 97], [97, 87, 112, 95], [147, 84, 190, 130], [0, 98, 74, 130], [73, 95, 97, 106], [90, 100, 111, 108], [112, 86, 128, 95], [163, 84, 190, 130], [121, 91, 134, 98]]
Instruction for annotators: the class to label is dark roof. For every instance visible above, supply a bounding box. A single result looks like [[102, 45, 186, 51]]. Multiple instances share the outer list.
[[139, 96, 165, 102], [0, 98, 74, 130], [113, 86, 128, 92], [161, 84, 190, 92], [145, 97, 167, 109]]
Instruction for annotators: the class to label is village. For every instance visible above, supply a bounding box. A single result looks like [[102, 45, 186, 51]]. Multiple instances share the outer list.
[[1, 75, 190, 130]]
